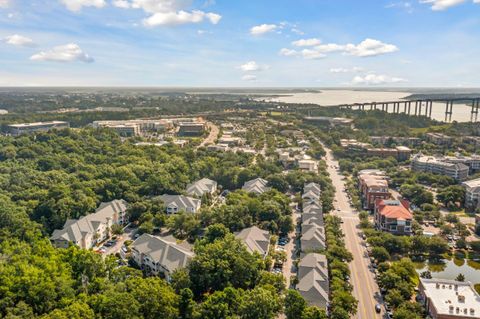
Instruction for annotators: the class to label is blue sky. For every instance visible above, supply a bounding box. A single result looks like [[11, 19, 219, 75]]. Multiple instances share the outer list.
[[1, 0, 480, 87]]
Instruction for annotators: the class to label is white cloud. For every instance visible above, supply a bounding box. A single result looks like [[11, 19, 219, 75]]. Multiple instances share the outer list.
[[250, 24, 277, 36], [330, 66, 363, 73], [279, 48, 298, 57], [420, 0, 466, 10], [344, 38, 398, 57], [301, 49, 326, 60], [242, 74, 257, 81], [116, 0, 221, 27], [143, 10, 220, 26], [386, 1, 413, 12], [239, 61, 266, 72], [352, 73, 407, 85], [30, 43, 94, 63], [0, 0, 10, 8], [112, 0, 130, 8], [291, 28, 304, 35], [60, 0, 106, 12], [281, 38, 398, 60], [4, 34, 36, 47], [292, 38, 322, 47]]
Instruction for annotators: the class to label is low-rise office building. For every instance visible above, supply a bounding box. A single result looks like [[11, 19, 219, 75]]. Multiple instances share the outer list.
[[374, 199, 413, 235], [419, 278, 480, 319], [298, 159, 318, 172], [8, 121, 70, 136], [178, 122, 206, 136]]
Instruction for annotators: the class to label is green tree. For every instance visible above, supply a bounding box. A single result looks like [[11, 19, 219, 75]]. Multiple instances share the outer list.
[[285, 290, 307, 319]]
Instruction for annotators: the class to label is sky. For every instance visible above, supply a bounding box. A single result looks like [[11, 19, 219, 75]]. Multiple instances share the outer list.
[[1, 0, 480, 87]]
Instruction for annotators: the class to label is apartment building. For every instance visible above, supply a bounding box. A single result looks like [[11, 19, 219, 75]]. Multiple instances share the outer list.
[[419, 278, 480, 319], [426, 132, 454, 145], [374, 199, 413, 235], [370, 136, 421, 146], [50, 199, 128, 249], [131, 234, 193, 280], [411, 153, 469, 181], [463, 178, 480, 211], [8, 121, 70, 136], [157, 195, 201, 214], [235, 226, 271, 259], [358, 169, 390, 211]]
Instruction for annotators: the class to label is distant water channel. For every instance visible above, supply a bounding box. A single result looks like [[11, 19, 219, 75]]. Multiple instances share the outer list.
[[269, 90, 474, 123], [414, 257, 480, 285]]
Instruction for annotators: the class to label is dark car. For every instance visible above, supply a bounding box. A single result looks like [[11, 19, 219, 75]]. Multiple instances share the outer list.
[[375, 304, 381, 313]]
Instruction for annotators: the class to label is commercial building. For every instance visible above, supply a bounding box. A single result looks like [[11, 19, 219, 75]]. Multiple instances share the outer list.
[[92, 119, 173, 137], [374, 199, 413, 235], [419, 278, 480, 319], [50, 199, 128, 249], [358, 169, 390, 211], [370, 136, 421, 146], [7, 121, 70, 136], [131, 234, 193, 280], [411, 153, 470, 181], [296, 253, 329, 309], [463, 178, 480, 212], [178, 122, 206, 136]]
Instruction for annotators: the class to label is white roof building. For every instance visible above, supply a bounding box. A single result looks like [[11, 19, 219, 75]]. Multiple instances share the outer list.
[[420, 278, 480, 319]]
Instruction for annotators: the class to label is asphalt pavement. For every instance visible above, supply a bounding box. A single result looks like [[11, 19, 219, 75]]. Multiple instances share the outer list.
[[323, 145, 384, 319]]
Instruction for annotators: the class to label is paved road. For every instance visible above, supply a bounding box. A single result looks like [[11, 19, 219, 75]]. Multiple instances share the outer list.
[[323, 146, 383, 319], [283, 209, 300, 289], [198, 122, 219, 148]]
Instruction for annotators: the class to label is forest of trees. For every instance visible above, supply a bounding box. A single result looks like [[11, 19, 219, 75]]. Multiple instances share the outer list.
[[0, 126, 335, 318]]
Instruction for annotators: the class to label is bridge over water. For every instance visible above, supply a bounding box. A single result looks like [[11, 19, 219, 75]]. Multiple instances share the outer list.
[[287, 98, 480, 122]]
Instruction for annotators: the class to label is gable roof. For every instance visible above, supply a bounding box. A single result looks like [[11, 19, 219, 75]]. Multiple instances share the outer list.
[[132, 234, 193, 273], [186, 178, 217, 197], [235, 226, 271, 256], [297, 253, 329, 309], [376, 199, 413, 221], [242, 178, 270, 195], [158, 195, 201, 212], [50, 199, 127, 244], [304, 182, 321, 195]]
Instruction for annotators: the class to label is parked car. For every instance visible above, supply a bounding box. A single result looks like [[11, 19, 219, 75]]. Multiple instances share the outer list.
[[375, 304, 381, 313]]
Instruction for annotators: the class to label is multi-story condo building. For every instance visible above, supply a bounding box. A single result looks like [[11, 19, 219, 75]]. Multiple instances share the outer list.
[[374, 199, 413, 235], [411, 153, 469, 181], [358, 169, 390, 211], [50, 199, 128, 249], [419, 278, 480, 319], [7, 121, 70, 136], [463, 178, 480, 212], [296, 253, 329, 310], [131, 234, 193, 280], [426, 132, 454, 145], [444, 155, 480, 175]]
